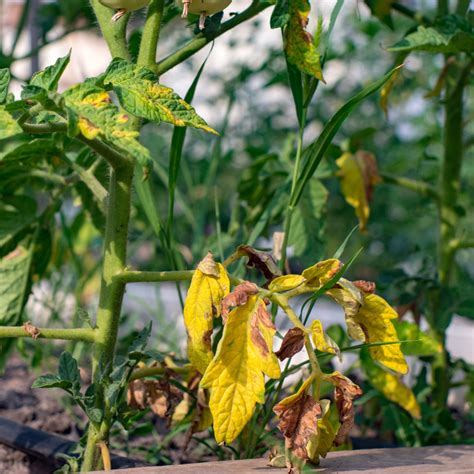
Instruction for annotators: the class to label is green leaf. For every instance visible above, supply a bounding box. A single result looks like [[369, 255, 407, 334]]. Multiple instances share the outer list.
[[0, 244, 34, 368], [0, 196, 37, 257], [58, 352, 81, 386], [86, 408, 103, 424], [63, 82, 151, 166], [389, 15, 474, 54], [393, 320, 441, 356], [0, 139, 61, 164], [0, 106, 21, 140], [30, 52, 71, 92], [271, 0, 290, 29], [290, 66, 400, 207], [128, 322, 152, 357], [32, 374, 73, 390], [0, 69, 11, 104], [284, 0, 324, 81], [289, 179, 327, 260], [102, 58, 217, 134]]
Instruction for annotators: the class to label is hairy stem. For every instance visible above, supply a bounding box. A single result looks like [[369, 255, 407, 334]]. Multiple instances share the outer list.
[[155, 1, 271, 75], [89, 0, 130, 60], [81, 163, 134, 471], [0, 326, 95, 342], [380, 173, 439, 201], [137, 0, 165, 67]]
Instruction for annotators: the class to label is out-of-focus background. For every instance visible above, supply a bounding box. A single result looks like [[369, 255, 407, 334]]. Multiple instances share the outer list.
[[0, 0, 473, 469]]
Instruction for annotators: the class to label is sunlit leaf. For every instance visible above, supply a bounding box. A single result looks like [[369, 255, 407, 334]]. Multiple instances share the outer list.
[[184, 252, 230, 374], [336, 151, 380, 231], [201, 295, 280, 444], [30, 52, 70, 91], [393, 320, 441, 356], [269, 274, 305, 292], [0, 106, 21, 140], [361, 349, 420, 419], [301, 258, 342, 290], [311, 320, 339, 356], [0, 69, 11, 104], [306, 399, 338, 462]]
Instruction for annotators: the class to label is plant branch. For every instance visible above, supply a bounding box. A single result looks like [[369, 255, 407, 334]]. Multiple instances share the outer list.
[[0, 326, 95, 342], [271, 294, 307, 333], [137, 0, 165, 67], [130, 365, 191, 380], [380, 172, 439, 201], [155, 1, 271, 75], [391, 3, 432, 25], [89, 0, 130, 60], [115, 269, 194, 284]]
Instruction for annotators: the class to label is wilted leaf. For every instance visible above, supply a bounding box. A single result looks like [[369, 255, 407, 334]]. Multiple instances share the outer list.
[[301, 258, 342, 290], [128, 379, 182, 418], [0, 69, 11, 104], [311, 320, 339, 357], [273, 377, 321, 463], [201, 295, 280, 444], [284, 0, 324, 81], [269, 274, 306, 293], [393, 320, 441, 356], [325, 371, 362, 445], [184, 252, 230, 374], [361, 350, 420, 419], [30, 53, 70, 91], [353, 280, 376, 294], [221, 281, 259, 319], [0, 107, 21, 140], [102, 58, 217, 134], [389, 15, 474, 54], [306, 399, 338, 463], [235, 245, 282, 282], [275, 327, 305, 361], [336, 151, 380, 231]]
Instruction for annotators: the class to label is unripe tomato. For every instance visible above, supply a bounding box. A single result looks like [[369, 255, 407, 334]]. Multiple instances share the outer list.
[[187, 0, 231, 16]]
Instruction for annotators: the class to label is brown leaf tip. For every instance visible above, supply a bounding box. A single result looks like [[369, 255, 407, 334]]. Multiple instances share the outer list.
[[221, 281, 259, 319], [353, 280, 376, 294]]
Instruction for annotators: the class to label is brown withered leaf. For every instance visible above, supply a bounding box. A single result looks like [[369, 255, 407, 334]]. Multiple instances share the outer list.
[[221, 281, 259, 320], [273, 378, 321, 462], [326, 372, 362, 446], [275, 328, 305, 361], [127, 379, 182, 418], [250, 299, 276, 357], [236, 245, 282, 282], [197, 251, 220, 277], [353, 280, 376, 294], [23, 321, 41, 339]]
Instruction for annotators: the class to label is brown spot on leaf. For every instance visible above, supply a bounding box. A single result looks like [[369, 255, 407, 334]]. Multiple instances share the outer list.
[[221, 281, 259, 320], [326, 372, 362, 446], [275, 328, 305, 361], [355, 151, 381, 202], [202, 330, 212, 350], [353, 280, 376, 294], [22, 321, 40, 339], [235, 245, 282, 283]]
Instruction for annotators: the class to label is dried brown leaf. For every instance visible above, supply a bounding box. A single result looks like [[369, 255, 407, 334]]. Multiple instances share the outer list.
[[236, 245, 282, 282], [221, 281, 259, 319], [275, 328, 305, 361], [353, 280, 376, 294]]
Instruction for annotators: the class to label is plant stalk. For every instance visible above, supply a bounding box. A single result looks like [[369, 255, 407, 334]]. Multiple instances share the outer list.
[[0, 326, 95, 342], [137, 0, 165, 67]]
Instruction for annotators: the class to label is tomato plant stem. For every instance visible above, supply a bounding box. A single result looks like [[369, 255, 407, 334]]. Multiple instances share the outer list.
[[0, 326, 95, 341], [137, 0, 165, 67]]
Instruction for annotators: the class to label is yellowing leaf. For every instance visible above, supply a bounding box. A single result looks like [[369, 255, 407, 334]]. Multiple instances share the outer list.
[[184, 253, 230, 374], [201, 295, 280, 444], [0, 106, 21, 140], [269, 274, 305, 292], [356, 293, 408, 374], [311, 320, 339, 356], [306, 399, 337, 463], [301, 258, 342, 290], [361, 350, 420, 419], [284, 0, 324, 81], [336, 151, 380, 231]]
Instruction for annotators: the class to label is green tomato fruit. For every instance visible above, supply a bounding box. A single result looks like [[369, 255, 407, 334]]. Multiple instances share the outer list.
[[186, 0, 231, 15]]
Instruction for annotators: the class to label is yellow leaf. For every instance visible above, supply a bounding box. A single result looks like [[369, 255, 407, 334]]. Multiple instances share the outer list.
[[184, 253, 230, 375], [311, 320, 339, 356], [356, 293, 408, 374], [307, 399, 337, 463], [301, 258, 342, 290], [336, 151, 380, 231], [201, 295, 280, 444], [78, 117, 100, 140], [362, 352, 420, 419], [268, 274, 305, 292]]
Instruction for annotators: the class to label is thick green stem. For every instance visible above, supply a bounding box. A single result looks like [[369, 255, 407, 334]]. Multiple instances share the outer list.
[[137, 0, 165, 67], [89, 0, 130, 60], [155, 1, 270, 75], [0, 326, 95, 342], [116, 269, 194, 284], [81, 163, 134, 472], [380, 173, 439, 201], [433, 59, 467, 408]]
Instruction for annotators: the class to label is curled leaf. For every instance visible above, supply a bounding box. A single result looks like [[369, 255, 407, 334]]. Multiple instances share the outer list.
[[353, 280, 376, 294], [310, 320, 340, 357], [273, 378, 321, 463], [201, 295, 280, 444], [306, 399, 338, 463], [184, 252, 230, 374], [221, 281, 259, 319], [275, 327, 305, 361], [325, 372, 362, 446], [127, 379, 182, 418], [269, 274, 306, 293], [301, 258, 342, 290], [336, 151, 381, 231], [235, 245, 282, 282]]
